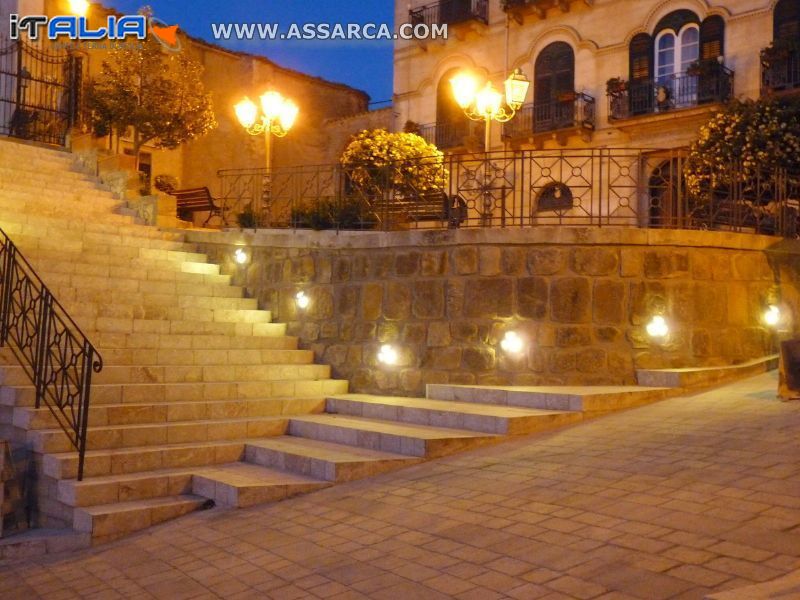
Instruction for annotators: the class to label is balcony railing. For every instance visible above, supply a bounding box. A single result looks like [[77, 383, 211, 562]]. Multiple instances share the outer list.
[[416, 121, 485, 149], [502, 92, 595, 139], [609, 66, 734, 120], [409, 0, 488, 27], [762, 48, 800, 93]]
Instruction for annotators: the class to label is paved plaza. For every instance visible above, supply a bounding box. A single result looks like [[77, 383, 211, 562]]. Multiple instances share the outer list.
[[1, 372, 798, 600]]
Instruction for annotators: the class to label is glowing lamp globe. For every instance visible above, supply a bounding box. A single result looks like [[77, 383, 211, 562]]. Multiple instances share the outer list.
[[504, 68, 530, 110], [234, 97, 258, 129], [500, 331, 525, 354], [295, 291, 310, 310], [475, 83, 503, 118], [377, 344, 398, 366], [451, 72, 479, 110], [260, 91, 285, 120], [646, 315, 669, 339], [233, 248, 248, 265], [764, 305, 781, 327], [279, 100, 299, 131], [69, 0, 90, 16]]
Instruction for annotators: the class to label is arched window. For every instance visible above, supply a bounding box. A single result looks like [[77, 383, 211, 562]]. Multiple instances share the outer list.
[[775, 0, 800, 40], [654, 23, 699, 81], [534, 42, 575, 131], [436, 68, 469, 148]]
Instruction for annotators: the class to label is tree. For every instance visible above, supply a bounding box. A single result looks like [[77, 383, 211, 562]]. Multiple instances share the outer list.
[[340, 129, 447, 197], [86, 35, 217, 168], [684, 98, 800, 200]]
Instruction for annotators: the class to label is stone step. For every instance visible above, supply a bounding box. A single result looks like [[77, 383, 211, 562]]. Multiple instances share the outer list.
[[28, 415, 291, 453], [426, 384, 671, 415], [72, 494, 209, 542], [85, 316, 285, 336], [59, 466, 199, 508], [0, 528, 91, 562], [0, 178, 119, 201], [60, 298, 262, 323], [3, 376, 347, 408], [0, 139, 75, 160], [43, 439, 252, 480], [91, 332, 299, 351], [14, 396, 325, 430], [636, 355, 779, 389], [95, 346, 309, 367], [245, 436, 420, 483], [288, 414, 498, 458], [325, 394, 581, 435], [191, 463, 330, 508], [25, 248, 223, 277], [8, 231, 197, 257], [0, 191, 126, 218], [0, 208, 181, 240]]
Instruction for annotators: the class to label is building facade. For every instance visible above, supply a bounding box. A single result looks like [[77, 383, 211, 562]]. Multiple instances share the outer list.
[[394, 0, 794, 153]]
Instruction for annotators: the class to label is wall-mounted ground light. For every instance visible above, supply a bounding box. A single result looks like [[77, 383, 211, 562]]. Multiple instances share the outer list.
[[295, 291, 310, 310], [500, 331, 525, 355], [233, 248, 249, 265], [377, 344, 398, 366], [764, 305, 781, 327], [646, 315, 669, 339]]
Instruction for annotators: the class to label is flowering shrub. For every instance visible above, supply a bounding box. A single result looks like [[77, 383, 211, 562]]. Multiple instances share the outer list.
[[684, 98, 800, 199], [340, 129, 447, 196]]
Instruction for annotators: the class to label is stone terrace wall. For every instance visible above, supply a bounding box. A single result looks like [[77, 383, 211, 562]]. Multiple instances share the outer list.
[[189, 228, 800, 396]]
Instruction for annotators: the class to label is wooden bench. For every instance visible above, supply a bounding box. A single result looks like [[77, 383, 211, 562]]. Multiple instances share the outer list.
[[375, 190, 467, 228], [169, 187, 224, 226]]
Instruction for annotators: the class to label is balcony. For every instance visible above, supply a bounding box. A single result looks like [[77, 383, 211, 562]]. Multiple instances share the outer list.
[[409, 0, 488, 28], [501, 0, 594, 23], [502, 92, 595, 144], [761, 48, 800, 95], [417, 121, 485, 150], [608, 65, 734, 121]]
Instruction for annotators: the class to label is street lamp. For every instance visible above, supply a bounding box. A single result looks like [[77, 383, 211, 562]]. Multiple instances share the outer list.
[[234, 91, 298, 225], [451, 68, 530, 152]]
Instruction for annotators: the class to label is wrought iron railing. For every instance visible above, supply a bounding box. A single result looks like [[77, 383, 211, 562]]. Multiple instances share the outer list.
[[503, 92, 595, 138], [218, 149, 799, 237], [0, 230, 102, 480], [416, 121, 485, 149], [762, 48, 800, 93], [410, 0, 488, 27], [609, 66, 734, 120]]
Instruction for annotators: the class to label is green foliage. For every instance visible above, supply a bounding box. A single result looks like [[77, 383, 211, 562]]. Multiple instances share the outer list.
[[85, 35, 217, 162], [340, 129, 447, 196], [684, 98, 800, 197], [236, 206, 258, 229], [291, 198, 375, 230]]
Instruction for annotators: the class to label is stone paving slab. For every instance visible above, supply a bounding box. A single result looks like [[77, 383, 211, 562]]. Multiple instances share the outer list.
[[1, 372, 799, 599]]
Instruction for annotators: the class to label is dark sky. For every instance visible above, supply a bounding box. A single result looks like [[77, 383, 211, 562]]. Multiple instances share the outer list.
[[103, 1, 395, 103]]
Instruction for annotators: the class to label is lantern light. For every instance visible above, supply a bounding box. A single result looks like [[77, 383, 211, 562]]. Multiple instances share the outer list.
[[450, 71, 479, 110], [234, 97, 258, 129], [260, 91, 285, 120], [646, 315, 669, 339], [68, 0, 90, 16], [475, 82, 503, 119], [233, 248, 248, 265], [500, 331, 525, 354], [764, 305, 781, 327], [377, 344, 398, 366], [296, 291, 310, 310], [278, 100, 299, 131], [504, 68, 530, 110]]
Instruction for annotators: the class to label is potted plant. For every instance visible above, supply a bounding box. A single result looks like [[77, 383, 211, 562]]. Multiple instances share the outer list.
[[606, 77, 628, 96]]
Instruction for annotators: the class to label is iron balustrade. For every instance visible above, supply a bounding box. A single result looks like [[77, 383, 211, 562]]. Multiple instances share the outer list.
[[762, 48, 800, 93], [609, 66, 734, 120], [415, 121, 485, 149], [503, 92, 595, 138], [409, 0, 488, 27], [0, 230, 102, 481], [218, 149, 799, 237]]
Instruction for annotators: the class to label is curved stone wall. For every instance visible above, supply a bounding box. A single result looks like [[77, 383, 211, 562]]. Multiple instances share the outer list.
[[189, 228, 800, 395]]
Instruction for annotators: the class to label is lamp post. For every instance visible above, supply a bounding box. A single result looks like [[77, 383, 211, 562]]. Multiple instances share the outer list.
[[450, 68, 530, 153], [234, 91, 299, 225]]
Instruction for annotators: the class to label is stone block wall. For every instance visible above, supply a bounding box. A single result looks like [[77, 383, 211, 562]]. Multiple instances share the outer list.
[[191, 228, 800, 396]]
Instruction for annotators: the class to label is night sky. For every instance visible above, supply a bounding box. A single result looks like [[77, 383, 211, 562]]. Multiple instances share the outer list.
[[102, 1, 395, 103]]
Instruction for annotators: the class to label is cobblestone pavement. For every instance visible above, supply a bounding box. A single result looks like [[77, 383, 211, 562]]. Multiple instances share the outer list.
[[1, 372, 799, 600]]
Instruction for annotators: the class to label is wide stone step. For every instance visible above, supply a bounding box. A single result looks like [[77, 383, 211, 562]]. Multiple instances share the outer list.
[[38, 268, 236, 297], [59, 466, 199, 507], [2, 377, 347, 408], [0, 192, 127, 220], [28, 415, 291, 453], [9, 231, 196, 256], [0, 179, 119, 202], [86, 316, 284, 336], [96, 346, 309, 367], [426, 384, 671, 415], [60, 298, 261, 323], [326, 394, 581, 435], [191, 463, 330, 508], [15, 396, 325, 430], [72, 494, 209, 542], [636, 355, 779, 389], [288, 414, 498, 458], [91, 332, 299, 351], [245, 436, 420, 482], [43, 439, 252, 480]]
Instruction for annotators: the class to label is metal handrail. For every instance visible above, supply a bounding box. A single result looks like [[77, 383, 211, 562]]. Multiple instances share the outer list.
[[502, 92, 595, 138], [409, 0, 488, 27], [0, 229, 102, 481]]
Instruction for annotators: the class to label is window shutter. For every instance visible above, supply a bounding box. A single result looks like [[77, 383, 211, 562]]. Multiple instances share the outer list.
[[630, 33, 653, 81], [700, 16, 725, 61]]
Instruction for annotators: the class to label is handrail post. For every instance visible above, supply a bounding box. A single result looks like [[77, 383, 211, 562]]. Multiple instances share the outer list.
[[0, 238, 15, 347], [34, 289, 53, 410]]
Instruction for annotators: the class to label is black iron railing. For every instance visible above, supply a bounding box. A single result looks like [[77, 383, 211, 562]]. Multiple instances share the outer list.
[[503, 92, 595, 138], [0, 230, 102, 480], [410, 0, 488, 27], [762, 48, 800, 93], [218, 149, 799, 237], [609, 66, 734, 120], [416, 121, 485, 149]]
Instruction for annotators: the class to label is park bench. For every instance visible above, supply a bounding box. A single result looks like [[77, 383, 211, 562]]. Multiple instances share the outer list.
[[169, 187, 224, 226], [375, 190, 467, 228]]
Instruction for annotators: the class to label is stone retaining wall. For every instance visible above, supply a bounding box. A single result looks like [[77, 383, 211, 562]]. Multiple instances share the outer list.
[[190, 228, 800, 396]]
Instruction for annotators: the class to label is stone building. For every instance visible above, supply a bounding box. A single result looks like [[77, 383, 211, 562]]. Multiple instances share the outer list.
[[394, 0, 791, 152]]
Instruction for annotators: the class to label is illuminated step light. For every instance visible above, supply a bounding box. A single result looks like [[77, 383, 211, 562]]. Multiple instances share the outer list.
[[233, 248, 248, 265], [764, 305, 781, 327], [296, 291, 310, 310], [500, 331, 525, 354], [377, 344, 398, 366], [646, 315, 669, 339]]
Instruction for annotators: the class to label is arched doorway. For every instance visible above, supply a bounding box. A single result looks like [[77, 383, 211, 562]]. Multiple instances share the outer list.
[[534, 42, 575, 132], [436, 68, 470, 149]]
